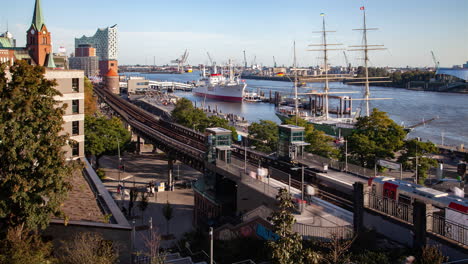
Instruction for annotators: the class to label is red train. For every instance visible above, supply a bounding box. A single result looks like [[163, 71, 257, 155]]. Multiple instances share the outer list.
[[368, 176, 468, 231]]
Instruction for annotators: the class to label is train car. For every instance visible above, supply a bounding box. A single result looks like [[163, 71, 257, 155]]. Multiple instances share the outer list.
[[368, 176, 468, 229]]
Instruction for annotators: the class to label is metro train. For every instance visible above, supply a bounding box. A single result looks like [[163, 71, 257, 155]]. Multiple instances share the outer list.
[[368, 176, 468, 227]]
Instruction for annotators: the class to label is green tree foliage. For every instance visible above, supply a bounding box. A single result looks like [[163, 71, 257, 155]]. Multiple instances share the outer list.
[[398, 139, 439, 184], [248, 120, 279, 153], [84, 77, 97, 116], [268, 188, 310, 264], [0, 227, 56, 264], [355, 67, 435, 88], [171, 98, 238, 140], [84, 115, 131, 163], [285, 116, 339, 159], [347, 108, 407, 168], [356, 66, 390, 78], [0, 61, 77, 231]]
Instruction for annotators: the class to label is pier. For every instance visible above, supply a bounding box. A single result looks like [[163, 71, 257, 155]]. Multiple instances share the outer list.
[[148, 80, 194, 92]]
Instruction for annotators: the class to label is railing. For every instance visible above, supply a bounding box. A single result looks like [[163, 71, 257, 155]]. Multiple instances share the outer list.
[[429, 214, 468, 246], [293, 223, 354, 241], [367, 192, 414, 224]]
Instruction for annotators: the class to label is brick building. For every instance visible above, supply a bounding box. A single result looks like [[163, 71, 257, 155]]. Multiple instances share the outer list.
[[75, 25, 118, 75]]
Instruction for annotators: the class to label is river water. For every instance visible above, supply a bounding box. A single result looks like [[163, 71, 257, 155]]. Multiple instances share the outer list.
[[123, 72, 468, 147]]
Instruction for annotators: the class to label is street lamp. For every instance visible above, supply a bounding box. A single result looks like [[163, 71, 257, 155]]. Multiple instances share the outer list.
[[209, 227, 214, 264]]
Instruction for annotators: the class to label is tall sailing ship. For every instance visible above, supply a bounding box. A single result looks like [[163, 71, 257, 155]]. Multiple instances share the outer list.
[[193, 62, 246, 102], [276, 9, 389, 138]]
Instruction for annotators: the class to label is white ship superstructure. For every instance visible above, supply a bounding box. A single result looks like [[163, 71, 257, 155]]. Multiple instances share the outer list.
[[193, 63, 246, 102]]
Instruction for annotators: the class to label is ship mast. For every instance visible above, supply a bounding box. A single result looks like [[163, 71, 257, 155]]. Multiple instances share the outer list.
[[349, 7, 388, 117], [308, 13, 343, 120], [293, 41, 299, 124]]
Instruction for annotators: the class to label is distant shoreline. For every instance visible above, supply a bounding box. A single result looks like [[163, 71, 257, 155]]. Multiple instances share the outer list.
[[241, 75, 468, 94]]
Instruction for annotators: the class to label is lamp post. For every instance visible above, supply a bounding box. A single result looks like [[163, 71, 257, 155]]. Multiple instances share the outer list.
[[209, 227, 214, 264], [344, 139, 348, 172]]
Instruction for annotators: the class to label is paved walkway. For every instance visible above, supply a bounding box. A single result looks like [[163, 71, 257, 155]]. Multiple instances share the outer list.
[[99, 143, 202, 251]]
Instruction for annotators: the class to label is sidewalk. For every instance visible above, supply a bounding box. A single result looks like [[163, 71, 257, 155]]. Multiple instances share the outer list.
[[98, 145, 203, 251]]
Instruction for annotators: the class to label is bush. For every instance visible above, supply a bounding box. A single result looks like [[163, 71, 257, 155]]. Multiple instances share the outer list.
[[96, 168, 106, 180], [0, 227, 56, 264], [352, 250, 390, 264], [56, 232, 119, 264]]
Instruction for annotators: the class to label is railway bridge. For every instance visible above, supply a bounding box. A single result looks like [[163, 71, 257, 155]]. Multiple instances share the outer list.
[[94, 86, 468, 259]]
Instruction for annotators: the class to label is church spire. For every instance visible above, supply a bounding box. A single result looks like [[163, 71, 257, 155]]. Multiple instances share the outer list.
[[32, 0, 45, 30]]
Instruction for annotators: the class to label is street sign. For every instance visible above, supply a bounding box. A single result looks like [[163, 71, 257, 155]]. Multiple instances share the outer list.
[[378, 160, 401, 170]]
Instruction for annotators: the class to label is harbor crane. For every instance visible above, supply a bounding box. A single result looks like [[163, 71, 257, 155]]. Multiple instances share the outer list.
[[243, 50, 247, 68], [273, 56, 277, 68], [343, 51, 351, 73], [171, 49, 189, 73], [431, 51, 440, 70], [206, 52, 214, 66]]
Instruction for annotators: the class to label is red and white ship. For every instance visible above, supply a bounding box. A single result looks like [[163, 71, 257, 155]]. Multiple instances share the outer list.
[[193, 64, 246, 102]]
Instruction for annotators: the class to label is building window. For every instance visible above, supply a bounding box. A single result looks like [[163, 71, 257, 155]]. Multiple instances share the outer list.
[[72, 100, 79, 114], [72, 121, 79, 135], [111, 63, 115, 66], [72, 78, 79, 92], [72, 142, 79, 157]]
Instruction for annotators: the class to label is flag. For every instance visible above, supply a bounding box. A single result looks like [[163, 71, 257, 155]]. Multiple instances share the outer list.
[[320, 13, 325, 16], [360, 6, 365, 10]]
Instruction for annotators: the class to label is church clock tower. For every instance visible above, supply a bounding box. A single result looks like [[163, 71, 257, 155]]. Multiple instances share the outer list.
[[26, 0, 51, 66]]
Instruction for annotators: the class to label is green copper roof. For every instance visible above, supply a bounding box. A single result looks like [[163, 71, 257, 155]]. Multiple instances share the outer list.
[[32, 0, 45, 30], [0, 37, 12, 48], [45, 52, 56, 68]]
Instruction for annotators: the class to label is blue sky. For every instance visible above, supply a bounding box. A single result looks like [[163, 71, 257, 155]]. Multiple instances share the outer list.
[[2, 0, 467, 67]]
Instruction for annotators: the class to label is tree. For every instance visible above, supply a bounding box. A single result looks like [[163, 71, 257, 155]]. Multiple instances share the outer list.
[[268, 188, 307, 264], [141, 227, 165, 264], [347, 108, 407, 168], [417, 245, 447, 264], [138, 191, 149, 223], [171, 98, 238, 140], [285, 116, 339, 159], [84, 115, 131, 167], [398, 139, 438, 184], [84, 77, 97, 116], [248, 120, 279, 153], [0, 226, 56, 264], [162, 201, 174, 237], [56, 232, 119, 264], [0, 61, 77, 232], [322, 233, 356, 264]]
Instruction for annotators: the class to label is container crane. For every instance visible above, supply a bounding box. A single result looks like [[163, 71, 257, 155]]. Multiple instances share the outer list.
[[273, 56, 277, 68]]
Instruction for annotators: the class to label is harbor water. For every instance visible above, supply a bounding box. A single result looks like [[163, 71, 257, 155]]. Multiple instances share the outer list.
[[123, 72, 468, 147]]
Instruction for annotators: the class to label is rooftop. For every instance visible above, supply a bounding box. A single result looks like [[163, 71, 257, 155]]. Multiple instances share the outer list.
[[59, 170, 106, 223]]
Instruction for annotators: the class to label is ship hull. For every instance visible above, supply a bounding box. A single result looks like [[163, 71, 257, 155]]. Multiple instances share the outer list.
[[194, 92, 243, 102], [309, 122, 355, 138], [193, 83, 246, 102]]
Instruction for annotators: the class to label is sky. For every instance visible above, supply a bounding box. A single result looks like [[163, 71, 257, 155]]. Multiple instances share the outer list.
[[1, 0, 467, 67]]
